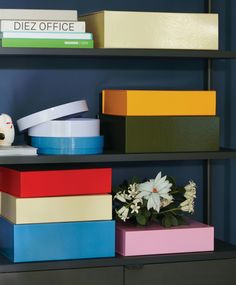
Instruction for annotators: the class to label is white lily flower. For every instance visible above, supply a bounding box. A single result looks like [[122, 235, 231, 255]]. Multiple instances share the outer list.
[[184, 180, 196, 192], [114, 192, 127, 203], [128, 183, 138, 197], [133, 198, 143, 205], [161, 197, 173, 208], [184, 191, 196, 200], [130, 203, 140, 214], [116, 206, 129, 221], [122, 190, 132, 201], [137, 172, 172, 212], [184, 180, 197, 202], [180, 199, 194, 213]]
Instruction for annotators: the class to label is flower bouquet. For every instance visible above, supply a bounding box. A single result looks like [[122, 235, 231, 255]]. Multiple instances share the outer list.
[[113, 171, 197, 227]]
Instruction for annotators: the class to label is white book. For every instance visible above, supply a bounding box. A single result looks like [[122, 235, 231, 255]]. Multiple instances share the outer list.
[[0, 31, 93, 40], [0, 145, 37, 156], [0, 9, 77, 20], [0, 20, 85, 33]]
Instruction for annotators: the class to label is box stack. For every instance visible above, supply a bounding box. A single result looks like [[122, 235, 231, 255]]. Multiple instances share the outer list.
[[0, 166, 115, 262], [0, 8, 93, 48], [17, 100, 104, 155], [101, 90, 219, 153]]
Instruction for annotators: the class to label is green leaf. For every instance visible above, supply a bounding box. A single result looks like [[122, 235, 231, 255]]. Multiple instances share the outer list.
[[173, 209, 184, 216], [162, 213, 180, 227], [150, 215, 158, 223], [130, 176, 140, 184], [176, 216, 187, 225], [143, 210, 151, 218], [162, 215, 172, 228], [142, 199, 148, 208], [169, 214, 178, 226], [136, 214, 147, 226]]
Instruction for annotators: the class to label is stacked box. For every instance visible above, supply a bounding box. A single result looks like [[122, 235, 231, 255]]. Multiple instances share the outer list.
[[28, 118, 104, 155], [116, 219, 214, 256], [0, 167, 115, 262], [79, 11, 218, 50], [16, 100, 104, 155], [101, 90, 219, 153]]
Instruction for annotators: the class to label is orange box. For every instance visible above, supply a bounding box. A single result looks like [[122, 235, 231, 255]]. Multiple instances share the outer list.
[[102, 90, 216, 116]]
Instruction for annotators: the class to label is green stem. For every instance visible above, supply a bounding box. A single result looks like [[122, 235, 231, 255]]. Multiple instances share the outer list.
[[159, 207, 181, 214], [170, 190, 178, 194]]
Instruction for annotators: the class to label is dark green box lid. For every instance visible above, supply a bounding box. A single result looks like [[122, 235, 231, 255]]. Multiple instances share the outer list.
[[101, 115, 220, 153]]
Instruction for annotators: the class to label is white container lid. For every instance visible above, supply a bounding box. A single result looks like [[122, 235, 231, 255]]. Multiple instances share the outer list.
[[17, 100, 88, 132], [28, 118, 100, 137]]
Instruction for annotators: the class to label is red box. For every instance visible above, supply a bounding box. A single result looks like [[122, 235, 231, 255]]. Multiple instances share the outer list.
[[0, 167, 111, 198]]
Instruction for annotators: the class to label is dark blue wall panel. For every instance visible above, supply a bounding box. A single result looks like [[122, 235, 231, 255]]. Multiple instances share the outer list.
[[211, 0, 236, 244], [0, 0, 206, 13]]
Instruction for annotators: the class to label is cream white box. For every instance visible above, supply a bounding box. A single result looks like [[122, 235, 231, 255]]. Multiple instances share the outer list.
[[1, 192, 112, 224], [80, 10, 218, 50], [0, 9, 78, 20]]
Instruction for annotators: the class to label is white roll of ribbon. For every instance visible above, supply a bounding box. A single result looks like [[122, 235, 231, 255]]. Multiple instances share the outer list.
[[17, 100, 88, 132], [29, 118, 100, 137]]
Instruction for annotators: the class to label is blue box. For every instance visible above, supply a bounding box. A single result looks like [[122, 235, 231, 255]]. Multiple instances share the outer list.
[[0, 217, 115, 262]]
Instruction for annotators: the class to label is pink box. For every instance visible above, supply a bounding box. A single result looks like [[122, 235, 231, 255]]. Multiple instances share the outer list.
[[116, 219, 214, 256]]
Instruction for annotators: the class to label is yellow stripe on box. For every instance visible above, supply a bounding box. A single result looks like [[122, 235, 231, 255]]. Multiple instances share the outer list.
[[102, 90, 216, 116], [1, 192, 112, 224], [80, 11, 218, 49]]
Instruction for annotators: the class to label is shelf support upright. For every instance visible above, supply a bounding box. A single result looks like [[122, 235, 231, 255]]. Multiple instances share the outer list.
[[205, 0, 213, 225]]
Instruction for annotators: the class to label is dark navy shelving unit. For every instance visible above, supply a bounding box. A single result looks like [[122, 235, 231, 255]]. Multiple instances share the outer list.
[[1, 1, 236, 282], [0, 148, 236, 165]]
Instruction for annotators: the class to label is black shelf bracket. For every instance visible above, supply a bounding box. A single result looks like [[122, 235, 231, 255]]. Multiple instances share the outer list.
[[204, 0, 213, 226]]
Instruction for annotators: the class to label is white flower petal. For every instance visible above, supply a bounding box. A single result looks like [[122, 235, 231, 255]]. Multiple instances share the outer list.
[[160, 193, 172, 200], [114, 193, 127, 202], [155, 171, 161, 180], [117, 206, 126, 215], [156, 180, 169, 190], [159, 187, 172, 194], [138, 181, 153, 193], [152, 193, 161, 212], [136, 191, 148, 198], [156, 175, 167, 185], [147, 195, 155, 210]]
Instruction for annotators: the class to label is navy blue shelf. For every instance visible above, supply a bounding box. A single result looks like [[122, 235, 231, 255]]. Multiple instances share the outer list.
[[0, 239, 235, 273], [0, 48, 236, 58], [0, 148, 235, 165]]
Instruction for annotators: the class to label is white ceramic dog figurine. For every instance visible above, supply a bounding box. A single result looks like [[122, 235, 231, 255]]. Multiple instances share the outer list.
[[0, 113, 15, 146]]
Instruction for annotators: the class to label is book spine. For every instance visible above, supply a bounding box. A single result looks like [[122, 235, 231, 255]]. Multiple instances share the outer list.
[[1, 32, 93, 40], [0, 20, 85, 33], [1, 38, 94, 48], [0, 9, 78, 20]]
